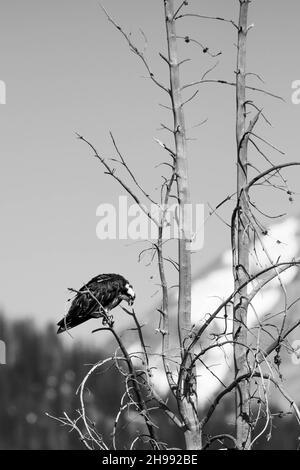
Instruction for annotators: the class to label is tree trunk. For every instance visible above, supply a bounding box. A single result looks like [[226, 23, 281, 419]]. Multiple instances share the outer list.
[[232, 0, 251, 450], [163, 0, 201, 450]]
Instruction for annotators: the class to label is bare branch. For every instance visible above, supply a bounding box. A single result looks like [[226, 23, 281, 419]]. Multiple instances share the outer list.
[[182, 79, 284, 101], [175, 13, 238, 30], [76, 133, 159, 227], [100, 4, 169, 94]]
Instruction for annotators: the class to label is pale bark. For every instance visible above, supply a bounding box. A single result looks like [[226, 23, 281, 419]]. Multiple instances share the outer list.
[[163, 0, 201, 450], [232, 0, 251, 449]]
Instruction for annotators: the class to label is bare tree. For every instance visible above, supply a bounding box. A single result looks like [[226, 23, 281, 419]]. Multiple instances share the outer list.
[[51, 0, 300, 450]]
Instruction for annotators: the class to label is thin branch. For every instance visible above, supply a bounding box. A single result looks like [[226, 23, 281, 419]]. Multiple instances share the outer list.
[[76, 133, 159, 227], [100, 4, 169, 94], [175, 13, 238, 30], [109, 132, 158, 205], [182, 79, 284, 101]]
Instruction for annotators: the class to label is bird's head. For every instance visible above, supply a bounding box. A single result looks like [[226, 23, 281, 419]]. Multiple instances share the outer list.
[[122, 282, 136, 306]]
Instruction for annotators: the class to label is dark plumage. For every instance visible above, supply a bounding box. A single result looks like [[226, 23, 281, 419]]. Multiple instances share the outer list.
[[57, 273, 135, 334]]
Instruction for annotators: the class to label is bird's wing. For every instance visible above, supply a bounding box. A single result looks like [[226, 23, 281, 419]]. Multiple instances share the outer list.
[[57, 274, 128, 333], [69, 274, 124, 317]]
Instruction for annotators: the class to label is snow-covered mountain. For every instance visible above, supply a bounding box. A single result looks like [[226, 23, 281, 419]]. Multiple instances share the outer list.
[[122, 216, 300, 409]]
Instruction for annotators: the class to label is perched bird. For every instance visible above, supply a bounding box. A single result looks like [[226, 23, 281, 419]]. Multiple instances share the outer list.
[[57, 273, 135, 334]]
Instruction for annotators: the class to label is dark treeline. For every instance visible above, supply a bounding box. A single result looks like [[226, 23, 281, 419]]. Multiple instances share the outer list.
[[0, 314, 298, 449], [0, 314, 125, 449], [0, 314, 183, 450]]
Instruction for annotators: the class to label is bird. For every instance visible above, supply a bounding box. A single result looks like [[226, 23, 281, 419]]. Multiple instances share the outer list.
[[57, 273, 135, 334]]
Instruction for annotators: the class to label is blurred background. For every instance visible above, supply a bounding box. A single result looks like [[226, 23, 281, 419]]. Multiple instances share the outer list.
[[0, 0, 300, 450]]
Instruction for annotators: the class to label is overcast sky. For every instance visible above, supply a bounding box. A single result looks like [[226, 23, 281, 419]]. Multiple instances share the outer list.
[[0, 0, 300, 338]]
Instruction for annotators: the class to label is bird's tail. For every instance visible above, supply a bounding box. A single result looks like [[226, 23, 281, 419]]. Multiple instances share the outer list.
[[56, 315, 87, 334], [57, 317, 69, 334]]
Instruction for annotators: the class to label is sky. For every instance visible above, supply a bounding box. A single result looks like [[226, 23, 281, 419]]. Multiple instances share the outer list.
[[0, 0, 300, 340]]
